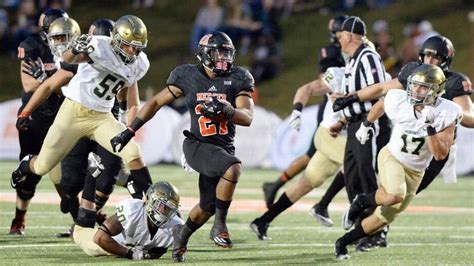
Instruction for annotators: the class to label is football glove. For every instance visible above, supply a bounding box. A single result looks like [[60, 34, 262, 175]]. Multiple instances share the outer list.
[[333, 94, 360, 112], [180, 154, 195, 173], [288, 110, 302, 131], [22, 58, 47, 83], [16, 111, 32, 131], [110, 128, 135, 152], [355, 122, 374, 145], [72, 34, 93, 55], [125, 246, 149, 260], [201, 97, 235, 120]]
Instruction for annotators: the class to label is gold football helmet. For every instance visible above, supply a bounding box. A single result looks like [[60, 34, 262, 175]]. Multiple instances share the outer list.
[[145, 181, 180, 227], [112, 15, 147, 64], [407, 64, 446, 106], [47, 17, 81, 57]]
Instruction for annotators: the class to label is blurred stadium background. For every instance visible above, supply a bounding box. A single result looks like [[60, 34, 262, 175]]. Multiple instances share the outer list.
[[0, 0, 473, 264]]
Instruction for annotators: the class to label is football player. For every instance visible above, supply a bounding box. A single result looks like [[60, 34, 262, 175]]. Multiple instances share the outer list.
[[10, 14, 153, 229], [332, 35, 473, 193], [74, 181, 183, 260], [251, 66, 347, 240], [10, 8, 69, 235], [261, 16, 347, 227], [110, 31, 254, 262], [335, 64, 462, 260]]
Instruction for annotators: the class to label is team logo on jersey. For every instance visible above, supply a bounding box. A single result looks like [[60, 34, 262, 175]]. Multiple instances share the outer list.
[[224, 80, 232, 85], [208, 85, 218, 92]]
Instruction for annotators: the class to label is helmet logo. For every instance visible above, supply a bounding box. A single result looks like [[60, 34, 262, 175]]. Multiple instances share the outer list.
[[199, 34, 212, 45], [39, 14, 46, 27]]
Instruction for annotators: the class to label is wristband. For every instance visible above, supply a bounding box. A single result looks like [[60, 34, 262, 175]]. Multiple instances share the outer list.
[[362, 119, 373, 127], [125, 248, 134, 259], [426, 126, 437, 136], [129, 117, 145, 132], [18, 111, 32, 118], [293, 102, 303, 112]]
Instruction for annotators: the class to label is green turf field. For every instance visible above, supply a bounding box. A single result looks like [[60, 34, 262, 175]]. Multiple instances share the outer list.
[[0, 162, 473, 265]]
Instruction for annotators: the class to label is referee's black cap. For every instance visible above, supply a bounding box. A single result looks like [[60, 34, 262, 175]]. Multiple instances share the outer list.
[[341, 16, 367, 36]]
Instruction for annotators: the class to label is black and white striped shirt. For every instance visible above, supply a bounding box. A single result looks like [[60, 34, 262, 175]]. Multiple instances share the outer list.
[[342, 45, 386, 118]]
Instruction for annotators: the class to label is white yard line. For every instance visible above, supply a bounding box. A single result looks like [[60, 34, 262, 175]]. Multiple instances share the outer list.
[[1, 242, 473, 249]]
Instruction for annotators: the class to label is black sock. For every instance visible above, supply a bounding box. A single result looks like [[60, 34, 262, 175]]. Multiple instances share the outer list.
[[128, 168, 152, 198], [179, 218, 203, 246], [15, 208, 27, 222], [261, 192, 293, 223], [318, 170, 345, 208], [361, 192, 377, 208], [69, 197, 79, 222], [338, 223, 368, 246], [214, 199, 231, 229]]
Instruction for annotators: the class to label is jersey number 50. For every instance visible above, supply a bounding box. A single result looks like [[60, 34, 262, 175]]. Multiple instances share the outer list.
[[195, 105, 228, 136]]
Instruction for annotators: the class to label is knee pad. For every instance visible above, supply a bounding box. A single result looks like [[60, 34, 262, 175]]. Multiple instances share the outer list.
[[17, 188, 35, 200], [21, 174, 42, 191]]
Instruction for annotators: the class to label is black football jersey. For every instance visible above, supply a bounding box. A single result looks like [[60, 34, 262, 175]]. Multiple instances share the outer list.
[[397, 61, 472, 101], [167, 64, 254, 150], [318, 43, 345, 73], [18, 34, 63, 121]]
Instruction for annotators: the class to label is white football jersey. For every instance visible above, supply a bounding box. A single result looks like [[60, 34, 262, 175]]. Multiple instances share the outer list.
[[385, 89, 462, 171], [320, 67, 345, 128], [112, 199, 183, 249], [62, 36, 150, 112]]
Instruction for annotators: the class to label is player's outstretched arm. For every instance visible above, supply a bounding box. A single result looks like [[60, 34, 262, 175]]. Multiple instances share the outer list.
[[333, 78, 403, 112], [93, 214, 128, 257], [22, 69, 73, 114], [110, 85, 182, 152], [453, 95, 474, 128], [293, 78, 331, 107]]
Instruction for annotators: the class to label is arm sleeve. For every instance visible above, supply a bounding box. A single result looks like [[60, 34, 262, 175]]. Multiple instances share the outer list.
[[18, 38, 39, 61], [60, 61, 78, 74]]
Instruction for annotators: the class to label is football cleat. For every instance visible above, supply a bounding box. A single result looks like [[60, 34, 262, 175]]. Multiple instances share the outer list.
[[11, 155, 33, 189], [9, 218, 25, 235], [335, 239, 350, 260], [355, 237, 372, 252], [171, 224, 187, 262], [342, 194, 365, 230], [55, 224, 74, 238], [250, 218, 271, 240], [370, 226, 389, 248], [309, 204, 334, 227], [210, 227, 233, 248], [262, 182, 278, 209]]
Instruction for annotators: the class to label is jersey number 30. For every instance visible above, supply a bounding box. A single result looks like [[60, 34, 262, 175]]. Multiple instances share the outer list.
[[195, 105, 228, 136], [400, 134, 425, 155], [94, 74, 126, 100]]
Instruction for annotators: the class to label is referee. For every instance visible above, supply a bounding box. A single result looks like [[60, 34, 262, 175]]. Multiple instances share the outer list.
[[337, 17, 391, 208]]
